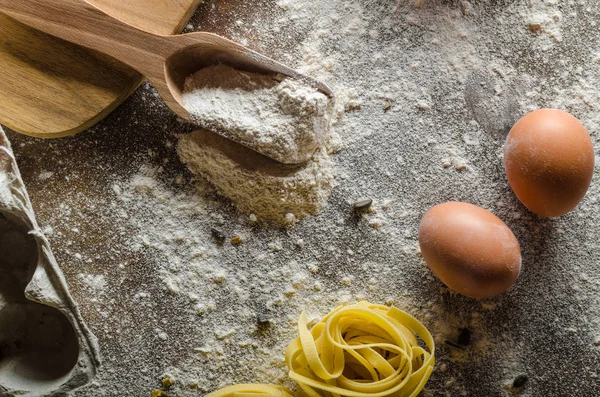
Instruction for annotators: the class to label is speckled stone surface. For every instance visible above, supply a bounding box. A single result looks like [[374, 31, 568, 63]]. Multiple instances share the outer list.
[[4, 1, 600, 396]]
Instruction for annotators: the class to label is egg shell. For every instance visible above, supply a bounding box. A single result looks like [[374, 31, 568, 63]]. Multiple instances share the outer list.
[[504, 109, 594, 217], [418, 202, 521, 299]]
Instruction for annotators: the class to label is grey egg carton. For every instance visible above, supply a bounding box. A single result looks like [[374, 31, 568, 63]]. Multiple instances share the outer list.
[[0, 128, 100, 397]]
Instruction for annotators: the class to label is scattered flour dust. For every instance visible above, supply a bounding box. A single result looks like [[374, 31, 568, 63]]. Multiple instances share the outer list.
[[182, 64, 334, 164], [112, 164, 352, 392], [52, 0, 600, 396], [159, 0, 600, 395], [78, 274, 107, 295]]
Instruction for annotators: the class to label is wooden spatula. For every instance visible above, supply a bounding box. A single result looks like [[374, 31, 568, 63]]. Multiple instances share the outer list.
[[0, 0, 334, 163]]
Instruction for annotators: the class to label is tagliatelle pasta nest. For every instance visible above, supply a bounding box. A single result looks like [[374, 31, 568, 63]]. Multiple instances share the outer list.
[[206, 384, 295, 397], [205, 302, 435, 397], [285, 301, 435, 397]]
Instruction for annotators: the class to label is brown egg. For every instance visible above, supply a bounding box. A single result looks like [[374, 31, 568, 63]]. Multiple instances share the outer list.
[[418, 202, 521, 299], [504, 109, 594, 217]]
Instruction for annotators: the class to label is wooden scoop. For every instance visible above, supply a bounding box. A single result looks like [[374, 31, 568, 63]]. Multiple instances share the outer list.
[[0, 0, 334, 162]]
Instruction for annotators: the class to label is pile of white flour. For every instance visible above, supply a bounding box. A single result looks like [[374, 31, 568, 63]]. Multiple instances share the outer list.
[[177, 130, 335, 226], [182, 64, 334, 164]]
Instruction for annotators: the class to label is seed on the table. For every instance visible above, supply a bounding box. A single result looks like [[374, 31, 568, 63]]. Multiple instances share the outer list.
[[512, 375, 528, 388], [211, 228, 225, 241], [444, 339, 465, 350], [458, 328, 471, 346], [353, 198, 373, 210], [257, 314, 273, 330]]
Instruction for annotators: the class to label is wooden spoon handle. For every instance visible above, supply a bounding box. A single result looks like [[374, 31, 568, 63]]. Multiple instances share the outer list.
[[0, 0, 170, 75]]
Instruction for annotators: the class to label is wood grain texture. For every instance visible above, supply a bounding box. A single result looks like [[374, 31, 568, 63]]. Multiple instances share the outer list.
[[87, 0, 199, 34], [0, 0, 201, 138]]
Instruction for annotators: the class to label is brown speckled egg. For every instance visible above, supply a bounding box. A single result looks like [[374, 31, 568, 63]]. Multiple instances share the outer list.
[[504, 109, 594, 217], [418, 202, 521, 299]]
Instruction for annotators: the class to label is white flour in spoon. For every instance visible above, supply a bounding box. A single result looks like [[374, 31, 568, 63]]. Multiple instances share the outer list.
[[181, 64, 334, 164]]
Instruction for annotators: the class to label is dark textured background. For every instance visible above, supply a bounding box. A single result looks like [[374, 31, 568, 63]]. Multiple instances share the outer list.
[[5, 1, 600, 396]]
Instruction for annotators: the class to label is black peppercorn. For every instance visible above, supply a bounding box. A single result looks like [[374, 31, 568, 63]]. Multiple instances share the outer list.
[[458, 328, 471, 346], [512, 375, 528, 388]]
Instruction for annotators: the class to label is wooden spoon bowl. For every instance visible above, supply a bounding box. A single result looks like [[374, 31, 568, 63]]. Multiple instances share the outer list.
[[0, 0, 334, 161]]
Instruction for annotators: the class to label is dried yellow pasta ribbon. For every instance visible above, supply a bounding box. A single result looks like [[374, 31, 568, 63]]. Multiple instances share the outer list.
[[285, 301, 435, 397], [207, 384, 294, 397]]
